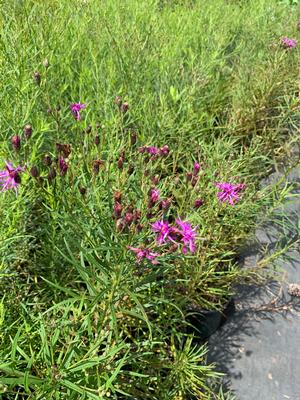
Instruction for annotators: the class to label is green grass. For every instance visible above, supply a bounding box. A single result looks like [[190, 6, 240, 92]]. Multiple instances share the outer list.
[[0, 0, 300, 398]]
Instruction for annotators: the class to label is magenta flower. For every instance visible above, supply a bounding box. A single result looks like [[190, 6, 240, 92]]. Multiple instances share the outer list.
[[0, 162, 23, 191], [215, 182, 245, 205], [193, 162, 201, 174], [281, 37, 297, 49], [59, 157, 68, 176], [175, 219, 197, 254], [151, 220, 172, 244], [149, 188, 160, 203], [70, 103, 86, 120], [128, 246, 159, 264]]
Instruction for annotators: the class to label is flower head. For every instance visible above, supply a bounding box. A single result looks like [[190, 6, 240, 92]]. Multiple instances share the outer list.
[[194, 199, 204, 209], [0, 162, 23, 191], [193, 162, 201, 174], [175, 219, 197, 253], [149, 188, 160, 203], [215, 182, 245, 205], [281, 37, 297, 49], [70, 103, 86, 120], [59, 157, 68, 176], [151, 220, 172, 244], [128, 246, 159, 264]]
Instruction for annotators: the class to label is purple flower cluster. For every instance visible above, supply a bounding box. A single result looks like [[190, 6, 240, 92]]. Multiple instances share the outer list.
[[215, 182, 246, 205], [281, 37, 297, 49], [138, 145, 169, 157], [152, 218, 198, 254], [70, 103, 86, 120], [0, 163, 23, 192], [128, 246, 159, 265]]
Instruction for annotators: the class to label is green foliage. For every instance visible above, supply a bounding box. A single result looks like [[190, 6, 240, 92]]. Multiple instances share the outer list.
[[0, 0, 300, 398]]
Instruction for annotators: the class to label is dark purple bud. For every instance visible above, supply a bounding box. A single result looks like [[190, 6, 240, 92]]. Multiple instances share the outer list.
[[11, 135, 21, 151], [59, 157, 68, 176], [95, 135, 100, 146], [48, 167, 57, 181], [120, 102, 129, 113], [24, 124, 32, 140], [297, 20, 300, 31], [92, 160, 104, 174], [79, 187, 87, 196], [113, 202, 122, 219], [194, 199, 204, 209], [130, 132, 137, 146], [56, 143, 71, 158], [9, 170, 21, 184], [30, 166, 39, 178], [146, 212, 154, 220], [43, 154, 52, 166], [33, 71, 41, 85]]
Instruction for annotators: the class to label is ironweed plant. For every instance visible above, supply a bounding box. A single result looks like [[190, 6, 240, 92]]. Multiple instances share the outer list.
[[0, 0, 300, 398]]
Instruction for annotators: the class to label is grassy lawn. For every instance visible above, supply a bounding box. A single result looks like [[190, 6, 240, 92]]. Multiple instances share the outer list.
[[0, 0, 300, 398]]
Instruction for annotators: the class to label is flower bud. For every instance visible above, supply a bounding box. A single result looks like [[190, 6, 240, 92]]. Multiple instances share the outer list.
[[193, 162, 201, 175], [113, 202, 122, 219], [79, 187, 87, 196], [33, 71, 41, 85], [194, 199, 204, 209], [130, 132, 137, 146], [124, 212, 134, 226], [120, 102, 129, 113], [43, 154, 52, 166], [160, 198, 172, 211], [24, 124, 32, 140], [117, 157, 124, 169], [30, 166, 39, 178], [48, 167, 57, 181], [151, 175, 160, 185], [59, 157, 68, 176], [95, 135, 100, 146], [11, 135, 21, 151]]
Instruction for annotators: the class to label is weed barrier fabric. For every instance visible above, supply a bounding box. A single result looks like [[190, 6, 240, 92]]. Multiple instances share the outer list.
[[208, 166, 300, 400]]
